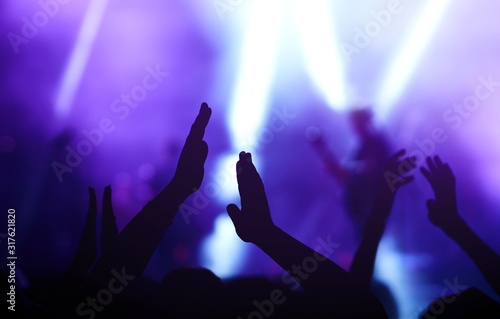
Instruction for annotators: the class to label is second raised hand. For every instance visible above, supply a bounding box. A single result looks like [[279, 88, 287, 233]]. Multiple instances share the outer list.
[[420, 156, 460, 229], [101, 185, 118, 257], [226, 151, 277, 243], [171, 102, 212, 198]]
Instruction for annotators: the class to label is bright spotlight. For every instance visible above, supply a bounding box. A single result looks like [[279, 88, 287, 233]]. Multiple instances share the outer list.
[[290, 0, 347, 110], [375, 0, 452, 122], [209, 0, 285, 279], [55, 0, 108, 117], [201, 214, 247, 278], [227, 0, 285, 151], [374, 238, 409, 317]]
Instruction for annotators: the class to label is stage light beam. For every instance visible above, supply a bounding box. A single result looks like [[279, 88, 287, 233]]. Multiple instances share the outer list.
[[201, 214, 246, 278], [55, 0, 108, 117], [290, 0, 347, 110], [227, 0, 285, 152], [206, 0, 285, 278], [375, 0, 452, 122]]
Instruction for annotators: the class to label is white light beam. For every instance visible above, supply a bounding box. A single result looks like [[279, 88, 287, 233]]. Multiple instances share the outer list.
[[55, 0, 108, 117], [290, 0, 347, 110], [375, 0, 452, 122]]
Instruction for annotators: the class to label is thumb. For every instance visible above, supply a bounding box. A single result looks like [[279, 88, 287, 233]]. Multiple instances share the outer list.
[[226, 204, 241, 225], [200, 140, 209, 162]]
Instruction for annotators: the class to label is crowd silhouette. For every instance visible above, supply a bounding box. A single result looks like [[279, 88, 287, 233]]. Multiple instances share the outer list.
[[2, 103, 500, 318]]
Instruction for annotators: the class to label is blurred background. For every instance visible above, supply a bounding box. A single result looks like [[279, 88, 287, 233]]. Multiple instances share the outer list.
[[1, 0, 500, 317]]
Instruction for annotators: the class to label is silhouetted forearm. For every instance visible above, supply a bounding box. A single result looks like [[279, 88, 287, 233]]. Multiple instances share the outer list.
[[254, 226, 387, 318], [349, 218, 385, 288], [350, 192, 393, 288], [109, 182, 188, 276], [64, 197, 97, 296], [442, 217, 500, 297], [79, 182, 188, 302]]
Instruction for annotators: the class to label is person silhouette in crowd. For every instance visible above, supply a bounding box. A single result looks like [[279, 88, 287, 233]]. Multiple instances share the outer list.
[[160, 266, 227, 317], [63, 186, 117, 293], [311, 107, 391, 237], [349, 149, 417, 318], [62, 103, 211, 318], [60, 186, 118, 314], [419, 156, 500, 318], [226, 151, 388, 318]]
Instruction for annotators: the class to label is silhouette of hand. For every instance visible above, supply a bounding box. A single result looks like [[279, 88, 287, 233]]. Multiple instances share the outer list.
[[382, 149, 416, 193], [227, 152, 276, 243], [101, 185, 118, 257], [80, 187, 98, 268], [171, 103, 212, 197], [421, 156, 460, 229], [65, 187, 119, 297], [370, 150, 416, 223]]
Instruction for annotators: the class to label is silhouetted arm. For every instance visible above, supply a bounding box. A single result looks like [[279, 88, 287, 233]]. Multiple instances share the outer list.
[[350, 150, 416, 287], [227, 152, 387, 318], [422, 156, 500, 297], [101, 185, 118, 257], [63, 187, 121, 319], [111, 102, 211, 276], [77, 104, 211, 317], [83, 103, 211, 285], [63, 187, 97, 296]]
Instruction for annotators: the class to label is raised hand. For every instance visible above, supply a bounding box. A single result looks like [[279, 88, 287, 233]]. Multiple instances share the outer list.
[[80, 187, 98, 267], [421, 156, 500, 297], [350, 150, 415, 288], [373, 149, 416, 220], [226, 151, 276, 243], [64, 188, 97, 292], [171, 102, 212, 198], [64, 187, 117, 299], [80, 103, 213, 299], [101, 185, 118, 257], [226, 151, 387, 318], [420, 156, 460, 229]]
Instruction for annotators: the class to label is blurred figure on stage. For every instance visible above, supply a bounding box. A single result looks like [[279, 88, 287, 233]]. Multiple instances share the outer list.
[[311, 105, 391, 237]]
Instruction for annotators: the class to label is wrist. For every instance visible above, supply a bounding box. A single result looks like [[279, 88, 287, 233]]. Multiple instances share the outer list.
[[439, 216, 467, 235], [167, 178, 196, 198], [155, 182, 191, 209], [251, 224, 282, 246], [363, 216, 386, 238]]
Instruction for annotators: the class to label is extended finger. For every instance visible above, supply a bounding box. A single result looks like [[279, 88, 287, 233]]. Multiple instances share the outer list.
[[426, 156, 437, 174], [389, 149, 406, 164], [226, 204, 241, 225], [188, 102, 212, 141], [443, 163, 454, 177], [236, 152, 254, 206], [87, 187, 97, 222], [236, 152, 265, 208], [102, 185, 118, 255], [434, 156, 444, 169], [420, 166, 432, 182], [399, 156, 418, 171]]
